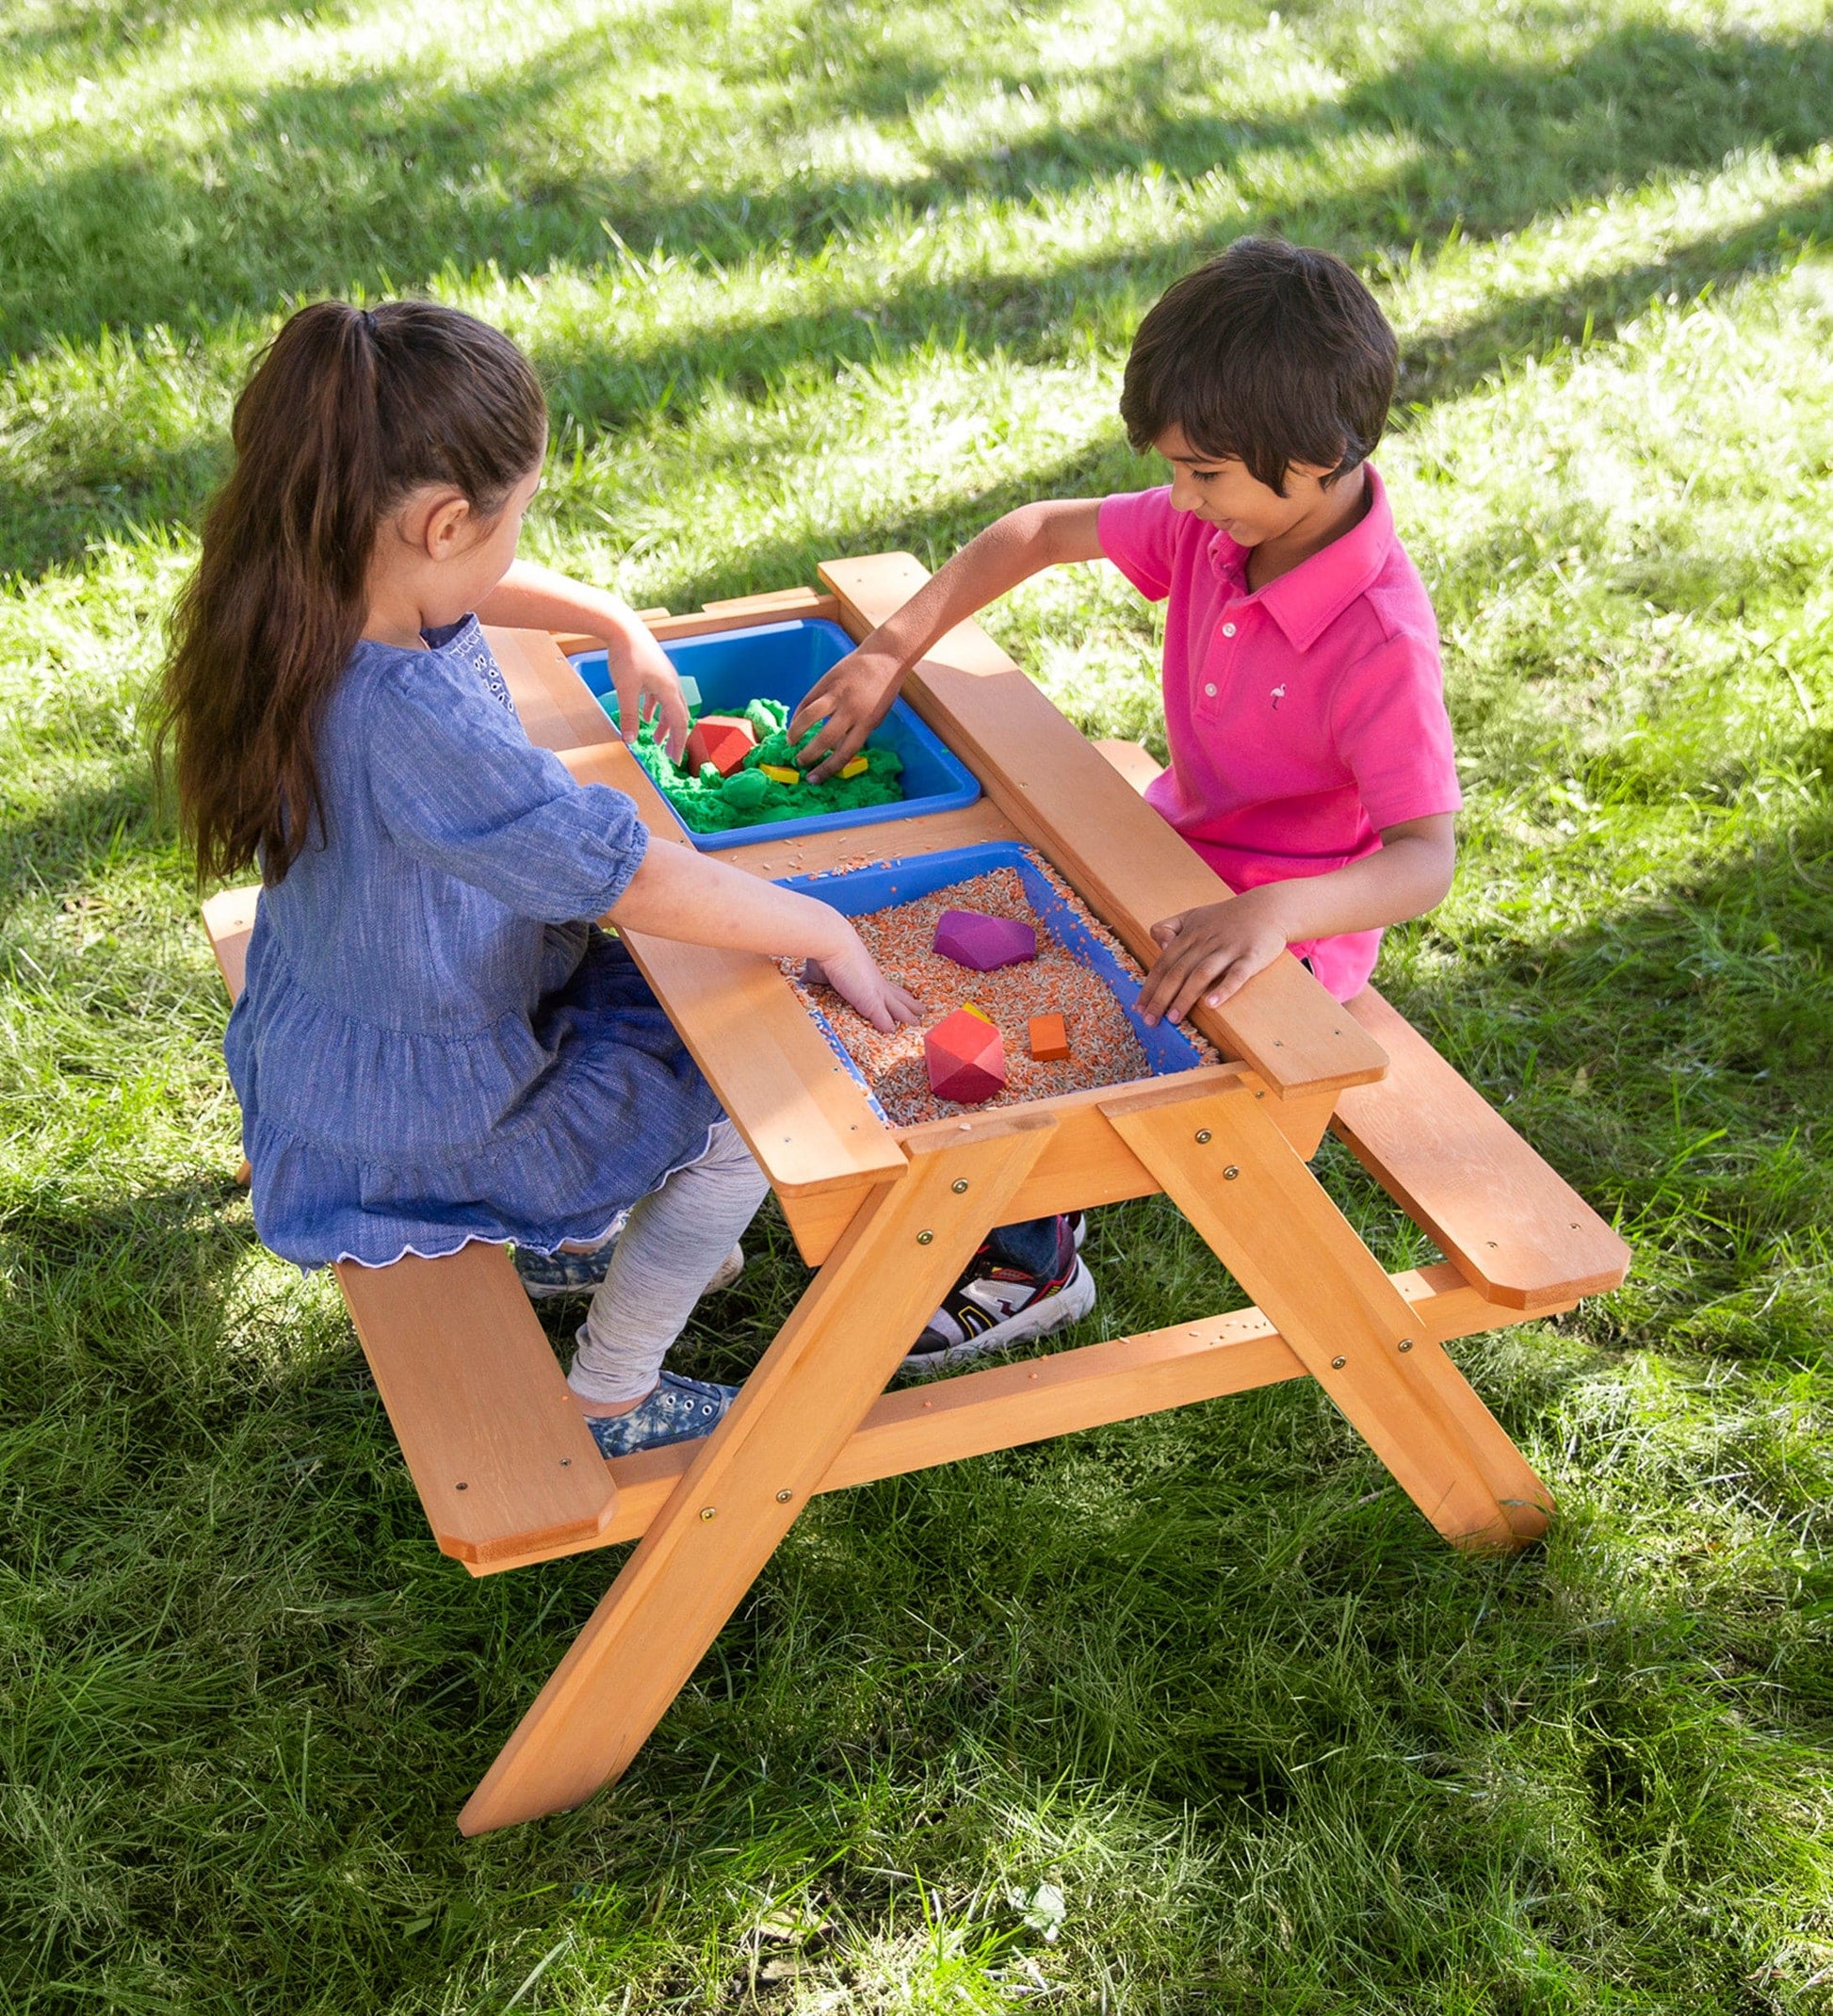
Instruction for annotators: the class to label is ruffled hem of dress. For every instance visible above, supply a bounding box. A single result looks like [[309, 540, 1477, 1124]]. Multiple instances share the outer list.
[[276, 1116, 719, 1272]]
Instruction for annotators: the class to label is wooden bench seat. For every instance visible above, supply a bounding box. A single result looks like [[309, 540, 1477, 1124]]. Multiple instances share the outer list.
[[201, 891, 618, 1569]]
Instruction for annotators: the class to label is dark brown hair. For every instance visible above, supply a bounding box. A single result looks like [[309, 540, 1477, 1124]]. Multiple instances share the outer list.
[[158, 299, 547, 886], [1119, 237, 1397, 494]]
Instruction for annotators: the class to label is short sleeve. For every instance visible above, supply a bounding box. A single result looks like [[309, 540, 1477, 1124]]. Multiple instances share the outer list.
[[362, 648, 649, 922], [1329, 635, 1464, 831], [1098, 488, 1179, 601]]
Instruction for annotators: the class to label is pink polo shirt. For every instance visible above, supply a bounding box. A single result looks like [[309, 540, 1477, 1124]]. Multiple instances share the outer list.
[[1097, 463, 1460, 1000]]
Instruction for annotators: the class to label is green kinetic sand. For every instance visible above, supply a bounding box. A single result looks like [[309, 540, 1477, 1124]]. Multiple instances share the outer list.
[[629, 696, 904, 834]]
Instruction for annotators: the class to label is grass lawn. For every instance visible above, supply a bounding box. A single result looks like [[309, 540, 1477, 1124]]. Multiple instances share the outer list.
[[4, 0, 1832, 2008]]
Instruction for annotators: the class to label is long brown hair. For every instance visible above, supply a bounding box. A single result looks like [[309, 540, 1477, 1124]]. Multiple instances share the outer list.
[[159, 300, 547, 886]]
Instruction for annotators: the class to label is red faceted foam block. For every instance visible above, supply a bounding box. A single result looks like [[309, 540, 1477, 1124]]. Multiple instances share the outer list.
[[933, 908, 1036, 971], [924, 1006, 1007, 1104], [683, 715, 756, 777]]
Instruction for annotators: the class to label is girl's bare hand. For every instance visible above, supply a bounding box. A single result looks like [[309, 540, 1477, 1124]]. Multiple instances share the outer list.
[[607, 622, 689, 761], [807, 932, 923, 1033]]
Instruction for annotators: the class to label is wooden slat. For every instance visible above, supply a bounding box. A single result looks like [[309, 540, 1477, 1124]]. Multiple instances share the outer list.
[[701, 586, 827, 616], [335, 1243, 618, 1565], [1332, 987, 1631, 1310], [485, 625, 615, 753], [775, 1065, 1335, 1264], [719, 795, 1021, 881], [202, 885, 259, 1000], [1093, 738, 1166, 795], [459, 1108, 1055, 1832], [643, 595, 844, 643], [557, 741, 906, 1204], [818, 553, 1387, 1104], [1104, 1078, 1549, 1547], [472, 1260, 1565, 1569]]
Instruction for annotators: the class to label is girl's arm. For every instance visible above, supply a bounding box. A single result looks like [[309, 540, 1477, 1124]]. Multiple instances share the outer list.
[[789, 500, 1105, 779], [608, 841, 922, 1034], [477, 559, 690, 760], [1135, 815, 1457, 1026]]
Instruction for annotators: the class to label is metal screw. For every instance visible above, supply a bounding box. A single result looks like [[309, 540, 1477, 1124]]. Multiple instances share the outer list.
[[1330, 1356, 1346, 1370], [916, 1229, 934, 1244], [951, 1179, 969, 1194], [1397, 1338, 1414, 1354], [1195, 1129, 1212, 1144], [700, 1506, 717, 1521], [775, 1488, 793, 1504], [1224, 1164, 1240, 1180], [455, 1482, 468, 1491], [560, 1457, 572, 1467]]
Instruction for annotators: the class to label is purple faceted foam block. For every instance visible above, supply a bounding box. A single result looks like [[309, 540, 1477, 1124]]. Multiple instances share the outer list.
[[933, 907, 1037, 972]]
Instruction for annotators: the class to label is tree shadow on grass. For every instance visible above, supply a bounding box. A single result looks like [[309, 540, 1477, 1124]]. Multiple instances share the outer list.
[[0, 772, 159, 926], [4, 18, 1829, 366], [0, 0, 357, 72], [7, 19, 1830, 582]]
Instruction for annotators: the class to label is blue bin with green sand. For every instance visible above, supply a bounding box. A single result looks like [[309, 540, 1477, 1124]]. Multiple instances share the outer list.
[[568, 617, 981, 851]]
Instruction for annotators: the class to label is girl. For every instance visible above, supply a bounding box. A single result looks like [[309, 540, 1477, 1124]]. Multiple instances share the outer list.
[[161, 299, 918, 1456]]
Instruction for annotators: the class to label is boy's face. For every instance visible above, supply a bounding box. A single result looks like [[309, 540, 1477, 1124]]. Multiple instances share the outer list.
[[1155, 423, 1336, 546]]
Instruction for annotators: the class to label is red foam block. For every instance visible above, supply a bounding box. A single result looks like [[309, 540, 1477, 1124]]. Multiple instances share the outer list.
[[684, 716, 756, 777], [924, 1006, 1007, 1104], [933, 908, 1037, 971]]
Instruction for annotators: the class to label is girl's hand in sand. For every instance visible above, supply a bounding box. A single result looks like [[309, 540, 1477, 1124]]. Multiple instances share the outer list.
[[788, 647, 904, 781], [1138, 892, 1290, 1025], [809, 930, 924, 1034], [606, 622, 690, 761]]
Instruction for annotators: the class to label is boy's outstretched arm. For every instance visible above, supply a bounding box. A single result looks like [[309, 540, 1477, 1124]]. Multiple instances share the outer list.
[[790, 499, 1104, 780], [1136, 815, 1457, 1027]]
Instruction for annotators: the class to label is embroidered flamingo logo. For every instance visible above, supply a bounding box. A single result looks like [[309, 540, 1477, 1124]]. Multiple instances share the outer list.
[[1271, 684, 1287, 709]]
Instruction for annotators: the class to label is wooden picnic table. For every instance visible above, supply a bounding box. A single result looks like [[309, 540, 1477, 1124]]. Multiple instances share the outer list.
[[203, 555, 1629, 1833]]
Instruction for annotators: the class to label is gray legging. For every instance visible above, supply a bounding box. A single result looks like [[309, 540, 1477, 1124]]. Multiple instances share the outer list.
[[566, 1119, 769, 1406]]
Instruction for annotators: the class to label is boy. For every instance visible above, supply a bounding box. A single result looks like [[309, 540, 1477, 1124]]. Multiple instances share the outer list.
[[790, 237, 1461, 1024]]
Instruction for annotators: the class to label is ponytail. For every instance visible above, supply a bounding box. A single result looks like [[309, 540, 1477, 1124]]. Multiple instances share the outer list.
[[158, 300, 547, 886]]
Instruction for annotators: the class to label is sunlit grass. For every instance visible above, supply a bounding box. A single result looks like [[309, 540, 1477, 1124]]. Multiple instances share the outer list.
[[3, 0, 1832, 2008]]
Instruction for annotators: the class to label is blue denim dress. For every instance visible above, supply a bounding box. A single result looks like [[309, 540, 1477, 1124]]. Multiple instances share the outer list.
[[225, 617, 723, 1269]]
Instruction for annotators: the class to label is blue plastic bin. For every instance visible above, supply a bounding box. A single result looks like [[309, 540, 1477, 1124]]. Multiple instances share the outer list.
[[774, 843, 1203, 1119], [568, 617, 981, 852]]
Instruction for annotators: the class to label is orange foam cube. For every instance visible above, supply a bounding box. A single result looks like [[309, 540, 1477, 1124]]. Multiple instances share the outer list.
[[1028, 1014, 1069, 1061], [924, 1006, 1006, 1104], [683, 715, 755, 777]]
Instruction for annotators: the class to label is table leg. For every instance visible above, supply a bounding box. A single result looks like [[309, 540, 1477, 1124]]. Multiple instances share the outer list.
[[1104, 1081, 1549, 1549], [458, 1109, 1055, 1834]]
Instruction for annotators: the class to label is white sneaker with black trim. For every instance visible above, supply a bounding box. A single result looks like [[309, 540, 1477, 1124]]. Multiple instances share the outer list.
[[899, 1221, 1095, 1378]]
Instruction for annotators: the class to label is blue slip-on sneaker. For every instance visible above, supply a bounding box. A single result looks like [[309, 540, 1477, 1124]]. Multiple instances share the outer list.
[[584, 1372, 738, 1457]]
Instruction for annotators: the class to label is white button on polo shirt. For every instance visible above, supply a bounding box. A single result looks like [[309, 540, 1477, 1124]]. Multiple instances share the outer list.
[[1221, 622, 1237, 636], [1204, 683, 1217, 696]]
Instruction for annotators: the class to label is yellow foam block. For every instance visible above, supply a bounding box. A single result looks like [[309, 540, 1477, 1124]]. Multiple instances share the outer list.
[[960, 1000, 994, 1024], [838, 756, 869, 779], [758, 763, 802, 784]]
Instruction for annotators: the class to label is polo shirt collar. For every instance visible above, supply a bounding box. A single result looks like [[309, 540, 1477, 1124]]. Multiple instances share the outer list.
[[1208, 463, 1395, 654]]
